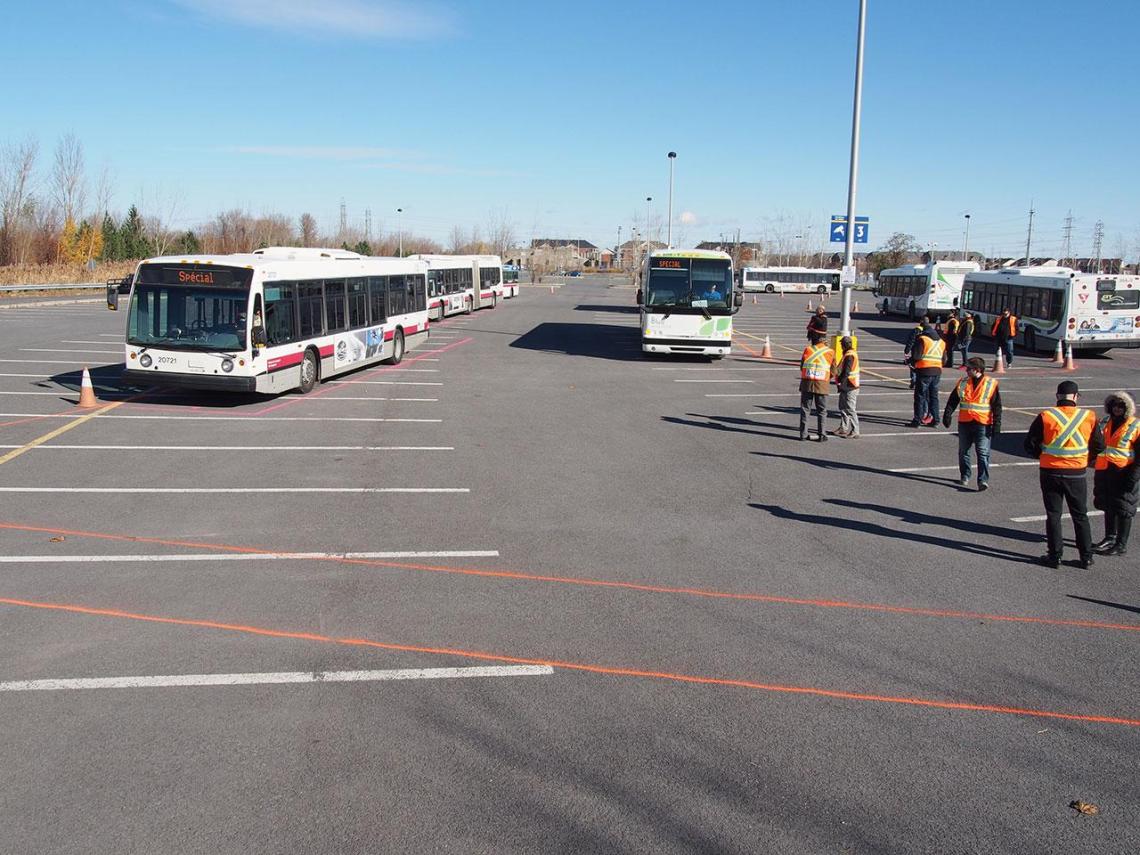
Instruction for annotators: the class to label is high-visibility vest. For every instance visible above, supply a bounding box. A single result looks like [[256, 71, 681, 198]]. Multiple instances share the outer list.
[[834, 352, 860, 388], [801, 343, 834, 382], [1039, 406, 1097, 469], [1095, 416, 1139, 471], [947, 318, 960, 335], [962, 318, 975, 338], [957, 376, 997, 425], [914, 336, 945, 369], [991, 315, 1018, 338]]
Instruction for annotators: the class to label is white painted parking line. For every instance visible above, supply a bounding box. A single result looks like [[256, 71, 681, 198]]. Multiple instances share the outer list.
[[890, 462, 1039, 473], [0, 413, 442, 423], [0, 549, 499, 563], [710, 391, 916, 398], [0, 487, 470, 494], [0, 444, 454, 451], [20, 349, 122, 355], [673, 379, 753, 384], [1010, 511, 1104, 523], [322, 380, 443, 386], [60, 340, 124, 345], [0, 665, 554, 693], [0, 359, 124, 366]]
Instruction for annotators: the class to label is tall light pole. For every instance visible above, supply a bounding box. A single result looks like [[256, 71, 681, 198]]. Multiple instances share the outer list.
[[839, 0, 867, 338], [617, 225, 622, 270], [666, 151, 677, 248], [962, 213, 971, 261], [397, 207, 403, 257], [645, 196, 653, 262]]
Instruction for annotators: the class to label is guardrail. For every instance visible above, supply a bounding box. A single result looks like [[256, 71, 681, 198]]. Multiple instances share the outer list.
[[0, 283, 105, 294]]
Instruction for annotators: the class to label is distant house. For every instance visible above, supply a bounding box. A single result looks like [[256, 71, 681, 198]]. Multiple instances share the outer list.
[[617, 239, 667, 268], [527, 238, 599, 271]]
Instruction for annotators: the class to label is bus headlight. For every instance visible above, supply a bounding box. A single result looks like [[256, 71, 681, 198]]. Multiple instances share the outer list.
[[221, 358, 234, 373], [139, 353, 153, 368]]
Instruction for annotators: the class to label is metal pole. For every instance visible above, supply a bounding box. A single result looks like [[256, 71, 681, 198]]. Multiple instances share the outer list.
[[667, 152, 676, 247], [397, 208, 403, 257], [839, 0, 867, 337], [617, 225, 622, 270], [963, 213, 971, 261], [1024, 203, 1034, 266], [645, 197, 652, 261]]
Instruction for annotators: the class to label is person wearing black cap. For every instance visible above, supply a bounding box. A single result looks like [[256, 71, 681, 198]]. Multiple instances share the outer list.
[[942, 357, 1001, 490], [907, 321, 944, 427], [1024, 381, 1105, 569]]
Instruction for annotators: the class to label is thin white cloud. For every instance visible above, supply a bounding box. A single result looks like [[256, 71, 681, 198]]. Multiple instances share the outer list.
[[226, 145, 422, 161], [680, 211, 698, 225], [173, 0, 456, 39], [364, 162, 528, 179]]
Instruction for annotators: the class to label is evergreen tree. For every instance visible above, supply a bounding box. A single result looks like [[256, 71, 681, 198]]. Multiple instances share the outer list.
[[353, 240, 372, 255], [99, 213, 121, 261], [119, 205, 152, 259]]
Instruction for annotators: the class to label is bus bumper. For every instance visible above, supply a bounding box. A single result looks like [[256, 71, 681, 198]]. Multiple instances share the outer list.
[[642, 337, 731, 356], [122, 368, 259, 392]]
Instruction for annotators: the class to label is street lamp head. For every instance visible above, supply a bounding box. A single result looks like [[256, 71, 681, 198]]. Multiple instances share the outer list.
[[667, 151, 676, 159], [646, 196, 652, 202]]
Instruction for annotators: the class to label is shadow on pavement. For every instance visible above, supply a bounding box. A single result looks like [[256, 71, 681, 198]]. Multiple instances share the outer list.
[[824, 498, 1043, 544], [574, 303, 638, 314], [749, 502, 1037, 563], [1065, 595, 1140, 616], [510, 322, 644, 361]]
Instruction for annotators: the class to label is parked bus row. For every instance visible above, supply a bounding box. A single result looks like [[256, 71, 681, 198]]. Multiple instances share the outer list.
[[106, 247, 515, 394], [874, 262, 1140, 355], [738, 266, 840, 295]]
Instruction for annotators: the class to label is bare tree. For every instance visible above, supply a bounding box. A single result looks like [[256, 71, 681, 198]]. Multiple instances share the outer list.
[[51, 133, 86, 225], [447, 225, 466, 254], [0, 136, 38, 264], [485, 208, 516, 259], [139, 187, 182, 256], [299, 212, 318, 247]]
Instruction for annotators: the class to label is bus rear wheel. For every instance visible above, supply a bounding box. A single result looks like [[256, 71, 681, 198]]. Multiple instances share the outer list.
[[817, 285, 827, 294], [1024, 327, 1037, 354], [298, 350, 319, 394], [385, 328, 405, 365], [765, 284, 774, 294], [465, 297, 473, 315]]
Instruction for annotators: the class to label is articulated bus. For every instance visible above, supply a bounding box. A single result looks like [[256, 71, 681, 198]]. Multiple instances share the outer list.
[[961, 267, 1140, 355], [638, 249, 742, 357], [502, 263, 521, 297], [110, 247, 430, 394], [413, 254, 505, 321], [876, 261, 980, 320], [739, 266, 839, 295]]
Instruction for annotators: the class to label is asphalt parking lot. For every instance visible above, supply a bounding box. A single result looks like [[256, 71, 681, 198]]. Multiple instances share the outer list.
[[0, 280, 1137, 854]]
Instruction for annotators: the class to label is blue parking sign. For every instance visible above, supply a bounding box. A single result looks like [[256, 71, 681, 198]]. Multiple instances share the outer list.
[[830, 215, 869, 244]]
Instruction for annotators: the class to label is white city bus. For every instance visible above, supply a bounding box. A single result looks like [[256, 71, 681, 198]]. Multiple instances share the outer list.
[[638, 249, 742, 357], [113, 247, 430, 394], [876, 261, 980, 320], [414, 254, 504, 320], [502, 263, 521, 298], [739, 266, 839, 295], [961, 267, 1140, 355]]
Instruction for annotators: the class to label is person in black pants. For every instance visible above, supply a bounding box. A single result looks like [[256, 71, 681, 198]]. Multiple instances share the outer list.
[[1024, 381, 1105, 569]]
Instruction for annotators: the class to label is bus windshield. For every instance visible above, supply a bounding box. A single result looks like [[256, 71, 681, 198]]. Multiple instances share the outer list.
[[646, 259, 732, 308], [128, 284, 249, 351]]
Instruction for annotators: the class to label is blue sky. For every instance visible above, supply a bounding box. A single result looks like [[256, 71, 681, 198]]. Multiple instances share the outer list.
[[4, 0, 1138, 258]]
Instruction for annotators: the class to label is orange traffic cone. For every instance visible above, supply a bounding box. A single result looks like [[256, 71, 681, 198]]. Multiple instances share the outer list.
[[752, 294, 757, 305], [1052, 339, 1064, 364], [853, 301, 859, 313], [779, 289, 784, 298], [77, 367, 98, 408], [807, 298, 814, 311], [761, 335, 772, 358], [1064, 343, 1077, 371], [992, 350, 1006, 375]]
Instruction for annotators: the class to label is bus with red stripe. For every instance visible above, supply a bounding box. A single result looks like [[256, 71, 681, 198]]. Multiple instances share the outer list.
[[114, 247, 431, 394], [415, 254, 505, 321]]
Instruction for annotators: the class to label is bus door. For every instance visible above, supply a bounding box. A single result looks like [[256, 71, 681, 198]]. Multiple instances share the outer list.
[[471, 259, 483, 310]]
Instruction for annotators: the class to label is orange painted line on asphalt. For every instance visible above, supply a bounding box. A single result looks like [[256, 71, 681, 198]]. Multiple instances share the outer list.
[[0, 594, 1136, 728], [2, 521, 1138, 635], [0, 410, 76, 429]]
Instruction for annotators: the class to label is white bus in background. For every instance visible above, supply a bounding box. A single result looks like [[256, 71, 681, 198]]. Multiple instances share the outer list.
[[875, 261, 980, 320], [502, 263, 521, 298], [638, 249, 742, 358], [961, 267, 1140, 356], [739, 266, 840, 295], [112, 247, 430, 394], [414, 254, 505, 321]]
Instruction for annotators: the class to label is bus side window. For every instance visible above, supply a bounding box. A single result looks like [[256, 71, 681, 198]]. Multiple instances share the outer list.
[[368, 277, 387, 324], [264, 283, 296, 346]]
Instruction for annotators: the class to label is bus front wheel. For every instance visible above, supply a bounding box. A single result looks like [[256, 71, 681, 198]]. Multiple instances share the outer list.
[[817, 285, 827, 295], [385, 328, 405, 365], [298, 350, 319, 394], [765, 284, 774, 294], [1024, 327, 1037, 354], [908, 302, 917, 321]]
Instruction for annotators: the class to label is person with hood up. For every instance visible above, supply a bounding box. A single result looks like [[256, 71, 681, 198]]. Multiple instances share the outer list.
[[907, 322, 944, 427], [1092, 392, 1139, 556]]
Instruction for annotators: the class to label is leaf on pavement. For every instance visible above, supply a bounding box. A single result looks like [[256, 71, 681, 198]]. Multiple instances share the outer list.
[[1069, 800, 1099, 816]]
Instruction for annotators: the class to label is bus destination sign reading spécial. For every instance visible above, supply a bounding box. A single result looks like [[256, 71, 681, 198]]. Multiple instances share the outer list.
[[653, 259, 686, 269], [143, 266, 243, 287]]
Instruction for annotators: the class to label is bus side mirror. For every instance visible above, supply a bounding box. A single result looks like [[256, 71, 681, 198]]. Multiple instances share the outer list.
[[733, 291, 744, 308], [106, 284, 118, 311], [636, 289, 643, 304]]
